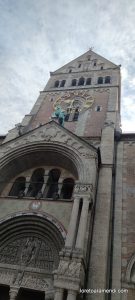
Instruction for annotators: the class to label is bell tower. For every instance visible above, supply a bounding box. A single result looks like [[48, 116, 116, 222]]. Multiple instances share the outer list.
[[4, 49, 121, 143], [21, 49, 121, 140], [0, 50, 121, 300]]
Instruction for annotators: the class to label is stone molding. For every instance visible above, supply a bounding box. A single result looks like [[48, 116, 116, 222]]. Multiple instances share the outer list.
[[0, 210, 67, 239], [0, 122, 97, 160], [0, 123, 98, 190]]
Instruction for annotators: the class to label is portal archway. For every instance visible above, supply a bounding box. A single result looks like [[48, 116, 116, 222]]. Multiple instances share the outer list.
[[0, 213, 65, 295]]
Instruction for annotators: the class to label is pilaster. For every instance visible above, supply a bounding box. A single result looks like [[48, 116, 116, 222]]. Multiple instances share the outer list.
[[65, 197, 80, 248], [75, 196, 91, 250], [86, 122, 115, 300]]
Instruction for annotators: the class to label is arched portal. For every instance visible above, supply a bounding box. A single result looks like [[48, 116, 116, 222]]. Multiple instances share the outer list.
[[0, 213, 65, 294]]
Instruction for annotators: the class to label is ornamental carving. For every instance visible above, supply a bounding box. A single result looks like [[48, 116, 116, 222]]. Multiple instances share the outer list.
[[13, 270, 51, 290], [1, 122, 96, 160], [56, 260, 82, 278], [0, 269, 14, 285], [52, 90, 95, 115], [21, 273, 49, 290], [74, 184, 93, 193], [0, 236, 59, 271]]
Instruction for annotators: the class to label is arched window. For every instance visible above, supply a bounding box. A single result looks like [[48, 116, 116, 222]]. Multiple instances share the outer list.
[[95, 105, 102, 112], [72, 79, 77, 86], [65, 108, 70, 121], [78, 77, 85, 86], [9, 177, 26, 197], [45, 169, 61, 199], [27, 168, 44, 197], [54, 80, 59, 88], [60, 80, 66, 87], [105, 76, 111, 83], [60, 178, 74, 199], [73, 107, 80, 121], [86, 78, 91, 85], [97, 77, 103, 84]]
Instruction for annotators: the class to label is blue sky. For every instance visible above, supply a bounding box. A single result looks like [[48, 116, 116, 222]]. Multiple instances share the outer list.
[[0, 0, 135, 134]]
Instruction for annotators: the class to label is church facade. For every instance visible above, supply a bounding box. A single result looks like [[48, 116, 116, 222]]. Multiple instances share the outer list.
[[0, 50, 135, 300]]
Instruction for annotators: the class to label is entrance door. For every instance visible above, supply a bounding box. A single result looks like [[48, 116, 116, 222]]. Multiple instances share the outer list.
[[17, 288, 45, 300], [0, 285, 10, 300]]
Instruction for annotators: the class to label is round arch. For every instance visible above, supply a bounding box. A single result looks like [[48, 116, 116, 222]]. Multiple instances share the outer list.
[[0, 211, 66, 248], [0, 212, 65, 291], [126, 253, 135, 283], [0, 142, 87, 194]]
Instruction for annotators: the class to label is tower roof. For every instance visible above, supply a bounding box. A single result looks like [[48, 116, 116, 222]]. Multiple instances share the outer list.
[[53, 49, 119, 74]]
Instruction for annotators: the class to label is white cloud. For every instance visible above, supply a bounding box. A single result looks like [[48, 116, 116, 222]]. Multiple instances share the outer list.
[[121, 67, 129, 81], [129, 78, 135, 88], [0, 0, 135, 134]]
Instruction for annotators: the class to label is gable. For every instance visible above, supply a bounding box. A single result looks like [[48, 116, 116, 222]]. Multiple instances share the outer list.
[[53, 50, 118, 74], [0, 121, 97, 160]]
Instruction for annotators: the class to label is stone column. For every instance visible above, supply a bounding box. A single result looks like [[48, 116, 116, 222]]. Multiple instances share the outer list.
[[65, 197, 80, 248], [58, 178, 63, 198], [43, 170, 50, 197], [24, 175, 31, 195], [9, 287, 18, 300], [75, 197, 90, 250], [67, 290, 77, 300], [54, 288, 64, 300], [41, 170, 47, 194]]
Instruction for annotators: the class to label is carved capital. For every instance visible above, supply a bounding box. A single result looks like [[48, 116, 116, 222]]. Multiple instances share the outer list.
[[9, 287, 18, 300], [74, 184, 93, 194]]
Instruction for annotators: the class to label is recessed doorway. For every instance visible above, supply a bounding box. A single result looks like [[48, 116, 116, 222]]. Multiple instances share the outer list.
[[0, 285, 10, 300], [17, 288, 45, 300]]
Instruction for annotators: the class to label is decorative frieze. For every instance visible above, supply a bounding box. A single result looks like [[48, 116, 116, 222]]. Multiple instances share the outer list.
[[0, 268, 14, 285], [0, 122, 97, 160], [56, 260, 82, 278], [74, 183, 93, 194]]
